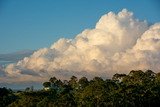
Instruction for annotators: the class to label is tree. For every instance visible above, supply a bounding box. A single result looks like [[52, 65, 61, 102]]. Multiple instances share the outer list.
[[7, 70, 160, 107], [49, 77, 57, 83], [69, 76, 78, 84], [25, 87, 30, 92], [76, 77, 108, 106], [0, 87, 17, 107], [123, 70, 145, 85], [92, 77, 104, 83], [69, 76, 78, 89], [55, 79, 63, 87], [78, 77, 89, 89], [112, 73, 127, 82], [43, 82, 51, 88]]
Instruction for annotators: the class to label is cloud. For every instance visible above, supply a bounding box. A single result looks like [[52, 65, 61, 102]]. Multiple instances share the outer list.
[[0, 50, 34, 67], [1, 9, 160, 83]]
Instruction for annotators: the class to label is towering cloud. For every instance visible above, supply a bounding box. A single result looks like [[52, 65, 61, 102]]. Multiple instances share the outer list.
[[1, 9, 160, 83]]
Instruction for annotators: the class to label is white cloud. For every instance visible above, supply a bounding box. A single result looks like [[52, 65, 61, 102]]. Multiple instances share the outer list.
[[1, 9, 160, 83]]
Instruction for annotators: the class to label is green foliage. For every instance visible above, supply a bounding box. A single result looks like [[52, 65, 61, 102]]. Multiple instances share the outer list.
[[6, 70, 160, 107], [49, 77, 57, 83], [43, 82, 51, 87], [0, 87, 17, 107], [78, 77, 89, 89]]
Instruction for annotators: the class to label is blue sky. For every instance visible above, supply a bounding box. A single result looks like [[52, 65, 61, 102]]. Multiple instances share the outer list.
[[0, 0, 160, 53]]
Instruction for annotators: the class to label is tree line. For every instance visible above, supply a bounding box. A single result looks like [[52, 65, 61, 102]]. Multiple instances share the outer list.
[[1, 70, 160, 107]]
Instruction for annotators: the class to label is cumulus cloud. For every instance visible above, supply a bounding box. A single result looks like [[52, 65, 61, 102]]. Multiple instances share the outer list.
[[1, 9, 160, 83]]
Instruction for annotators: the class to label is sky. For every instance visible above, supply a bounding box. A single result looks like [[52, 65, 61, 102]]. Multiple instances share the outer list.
[[0, 0, 160, 53], [0, 0, 160, 89]]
